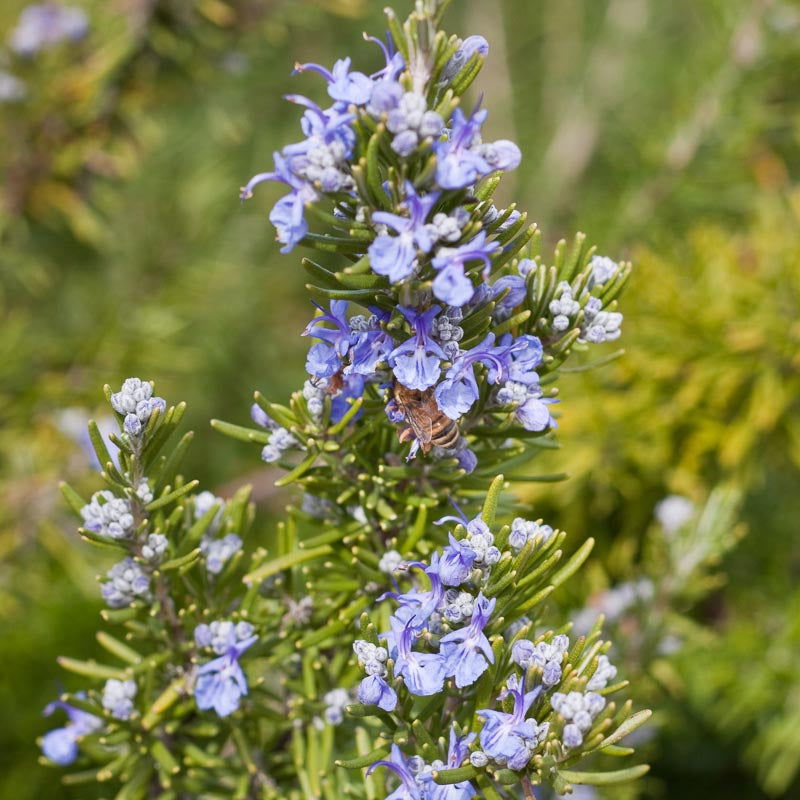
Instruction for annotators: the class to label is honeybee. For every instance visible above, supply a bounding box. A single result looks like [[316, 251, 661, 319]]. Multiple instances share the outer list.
[[392, 382, 460, 454]]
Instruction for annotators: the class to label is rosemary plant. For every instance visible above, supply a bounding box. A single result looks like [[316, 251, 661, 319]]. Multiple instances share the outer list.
[[44, 2, 651, 798]]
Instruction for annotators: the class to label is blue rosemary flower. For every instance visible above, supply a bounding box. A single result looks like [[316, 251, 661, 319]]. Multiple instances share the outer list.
[[440, 592, 495, 687], [368, 184, 441, 283], [477, 677, 548, 770], [431, 232, 500, 307], [434, 107, 520, 190], [491, 274, 527, 319], [439, 533, 477, 586], [294, 57, 373, 105], [388, 616, 447, 696], [388, 554, 447, 629], [434, 334, 508, 419], [241, 152, 317, 253], [588, 254, 621, 287], [423, 728, 478, 800], [389, 306, 447, 391], [141, 533, 168, 562], [41, 696, 102, 766], [303, 300, 353, 377], [194, 633, 258, 717], [383, 91, 444, 155], [581, 298, 623, 344], [367, 744, 424, 800], [442, 34, 489, 80], [548, 281, 581, 332], [507, 517, 555, 551], [586, 655, 618, 691], [348, 312, 393, 376], [358, 674, 398, 711], [496, 380, 557, 432], [354, 639, 395, 709]]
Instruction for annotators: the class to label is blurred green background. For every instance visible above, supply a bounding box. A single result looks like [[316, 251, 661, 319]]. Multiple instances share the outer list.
[[1, 0, 798, 798]]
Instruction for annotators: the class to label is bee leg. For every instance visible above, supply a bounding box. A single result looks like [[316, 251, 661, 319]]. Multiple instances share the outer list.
[[398, 427, 415, 444]]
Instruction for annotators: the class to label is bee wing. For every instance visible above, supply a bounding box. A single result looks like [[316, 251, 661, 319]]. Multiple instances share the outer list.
[[405, 406, 434, 446]]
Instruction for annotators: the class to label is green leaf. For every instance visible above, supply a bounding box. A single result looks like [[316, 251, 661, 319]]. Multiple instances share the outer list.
[[210, 418, 270, 445], [253, 393, 297, 429], [59, 481, 87, 516], [78, 527, 129, 552], [145, 480, 199, 511], [243, 544, 333, 584], [159, 548, 201, 572], [151, 739, 179, 777], [57, 656, 129, 680], [550, 537, 595, 588], [154, 431, 194, 490], [596, 709, 653, 749], [558, 765, 650, 786], [328, 397, 364, 435], [450, 51, 484, 95], [274, 451, 318, 487], [88, 420, 122, 482], [335, 746, 391, 770], [433, 766, 477, 785], [306, 284, 378, 302], [96, 632, 141, 665], [481, 474, 505, 527], [141, 679, 184, 730]]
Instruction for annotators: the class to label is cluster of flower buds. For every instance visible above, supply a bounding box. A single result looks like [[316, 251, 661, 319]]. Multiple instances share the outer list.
[[110, 377, 166, 438], [43, 379, 264, 786]]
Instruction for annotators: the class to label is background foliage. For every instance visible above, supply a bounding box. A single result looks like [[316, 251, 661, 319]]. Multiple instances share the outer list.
[[1, 0, 798, 798]]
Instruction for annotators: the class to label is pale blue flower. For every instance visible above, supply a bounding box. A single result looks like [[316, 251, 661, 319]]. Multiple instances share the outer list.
[[367, 744, 423, 800], [435, 107, 520, 190], [240, 151, 318, 253], [41, 696, 102, 766], [303, 300, 352, 377], [368, 184, 441, 282], [431, 232, 500, 307], [425, 728, 478, 800], [477, 679, 545, 770], [439, 533, 476, 586], [388, 306, 446, 391], [491, 274, 527, 318], [434, 334, 508, 419], [385, 553, 447, 632], [195, 635, 257, 717], [440, 592, 495, 687], [101, 557, 149, 608], [389, 616, 447, 696], [442, 34, 489, 81], [294, 57, 373, 105], [358, 674, 397, 711]]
